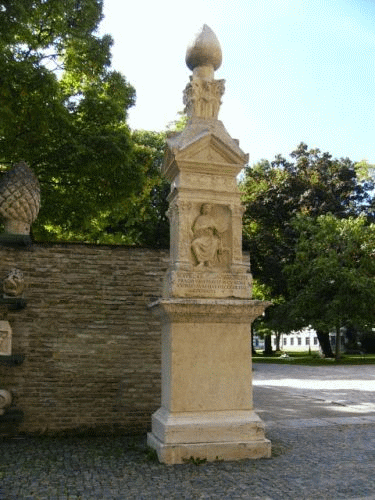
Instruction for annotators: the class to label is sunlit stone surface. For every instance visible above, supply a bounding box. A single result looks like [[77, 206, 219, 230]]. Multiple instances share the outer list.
[[147, 26, 271, 464]]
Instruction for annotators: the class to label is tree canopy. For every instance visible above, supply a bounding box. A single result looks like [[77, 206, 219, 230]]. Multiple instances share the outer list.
[[0, 0, 142, 240], [241, 143, 375, 354], [241, 143, 374, 298], [79, 129, 170, 247], [285, 214, 375, 357]]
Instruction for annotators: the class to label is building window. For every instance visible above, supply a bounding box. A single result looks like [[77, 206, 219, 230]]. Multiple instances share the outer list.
[[290, 338, 294, 346], [283, 338, 287, 346], [314, 337, 318, 345], [306, 338, 310, 345], [297, 337, 301, 345]]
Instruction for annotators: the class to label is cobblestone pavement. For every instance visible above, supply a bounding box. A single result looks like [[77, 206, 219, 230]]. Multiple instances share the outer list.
[[1, 364, 375, 500]]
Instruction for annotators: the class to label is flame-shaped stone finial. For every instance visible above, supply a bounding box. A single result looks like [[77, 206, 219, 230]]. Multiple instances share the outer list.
[[186, 25, 222, 80]]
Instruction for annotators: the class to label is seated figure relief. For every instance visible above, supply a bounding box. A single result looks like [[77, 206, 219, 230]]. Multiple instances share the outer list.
[[191, 203, 225, 269]]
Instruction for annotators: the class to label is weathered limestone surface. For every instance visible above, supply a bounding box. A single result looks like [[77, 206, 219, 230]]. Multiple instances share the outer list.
[[147, 25, 271, 464]]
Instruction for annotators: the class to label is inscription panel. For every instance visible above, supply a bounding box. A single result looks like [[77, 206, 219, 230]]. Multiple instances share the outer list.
[[163, 270, 252, 299]]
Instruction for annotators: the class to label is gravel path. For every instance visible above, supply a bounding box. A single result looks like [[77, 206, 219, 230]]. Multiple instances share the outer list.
[[1, 364, 375, 499]]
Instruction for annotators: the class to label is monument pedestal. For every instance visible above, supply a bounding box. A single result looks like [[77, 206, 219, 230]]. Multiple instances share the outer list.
[[147, 299, 271, 464]]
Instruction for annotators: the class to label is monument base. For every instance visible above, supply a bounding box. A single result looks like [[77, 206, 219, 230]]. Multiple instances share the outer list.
[[147, 408, 271, 464], [148, 298, 272, 465]]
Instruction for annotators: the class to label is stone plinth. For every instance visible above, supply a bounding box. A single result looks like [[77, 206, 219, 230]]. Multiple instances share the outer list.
[[147, 299, 271, 464]]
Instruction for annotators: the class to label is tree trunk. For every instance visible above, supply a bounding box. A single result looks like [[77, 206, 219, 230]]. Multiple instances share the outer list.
[[316, 329, 334, 358], [264, 333, 273, 356], [251, 325, 257, 356], [335, 325, 341, 361], [275, 332, 281, 352], [345, 325, 358, 351]]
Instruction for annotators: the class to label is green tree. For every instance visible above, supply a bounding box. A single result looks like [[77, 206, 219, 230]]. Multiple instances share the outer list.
[[67, 115, 191, 245], [85, 129, 170, 247], [0, 0, 142, 240], [241, 143, 374, 355], [285, 214, 375, 359]]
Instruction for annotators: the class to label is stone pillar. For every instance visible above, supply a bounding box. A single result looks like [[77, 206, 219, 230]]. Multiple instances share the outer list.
[[148, 25, 271, 464]]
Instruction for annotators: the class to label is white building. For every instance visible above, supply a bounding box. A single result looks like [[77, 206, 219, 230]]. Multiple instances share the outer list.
[[254, 328, 345, 353], [275, 328, 320, 352]]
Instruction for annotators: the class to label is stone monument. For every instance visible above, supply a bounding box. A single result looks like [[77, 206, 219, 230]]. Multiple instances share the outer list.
[[147, 25, 271, 464]]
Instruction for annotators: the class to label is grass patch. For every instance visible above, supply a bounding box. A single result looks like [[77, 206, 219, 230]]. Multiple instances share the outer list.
[[182, 456, 208, 465], [144, 446, 159, 463], [271, 440, 290, 458], [252, 353, 375, 365]]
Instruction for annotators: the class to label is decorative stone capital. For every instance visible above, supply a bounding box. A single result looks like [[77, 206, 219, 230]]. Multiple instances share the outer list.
[[183, 25, 226, 120], [183, 77, 225, 120]]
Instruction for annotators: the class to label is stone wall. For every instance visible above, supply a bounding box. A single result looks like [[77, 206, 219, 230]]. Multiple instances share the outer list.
[[0, 243, 169, 435]]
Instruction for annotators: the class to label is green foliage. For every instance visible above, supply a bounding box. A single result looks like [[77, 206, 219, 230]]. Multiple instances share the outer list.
[[182, 456, 207, 465], [73, 129, 170, 246], [253, 353, 375, 365], [241, 143, 374, 334], [354, 159, 375, 182], [144, 446, 159, 463], [167, 111, 188, 132], [0, 0, 141, 241], [285, 214, 375, 334]]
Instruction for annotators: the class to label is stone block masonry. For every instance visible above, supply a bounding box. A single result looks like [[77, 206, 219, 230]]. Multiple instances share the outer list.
[[0, 243, 169, 435]]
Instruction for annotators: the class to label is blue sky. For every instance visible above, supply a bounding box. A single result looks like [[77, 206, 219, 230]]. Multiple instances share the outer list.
[[100, 0, 375, 166]]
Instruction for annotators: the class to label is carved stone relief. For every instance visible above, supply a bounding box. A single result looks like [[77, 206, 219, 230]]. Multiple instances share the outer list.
[[190, 203, 231, 270], [183, 77, 225, 120], [2, 269, 25, 297], [0, 320, 12, 355], [0, 389, 12, 415], [168, 199, 193, 267]]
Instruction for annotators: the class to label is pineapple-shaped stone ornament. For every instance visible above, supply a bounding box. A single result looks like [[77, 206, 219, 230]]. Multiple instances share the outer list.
[[0, 162, 40, 236]]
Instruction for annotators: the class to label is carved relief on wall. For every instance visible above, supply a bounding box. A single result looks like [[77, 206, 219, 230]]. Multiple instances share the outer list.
[[2, 269, 25, 297], [190, 203, 231, 270], [0, 389, 12, 415], [0, 320, 12, 355]]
